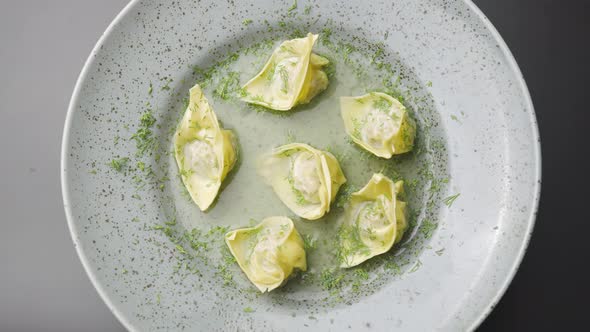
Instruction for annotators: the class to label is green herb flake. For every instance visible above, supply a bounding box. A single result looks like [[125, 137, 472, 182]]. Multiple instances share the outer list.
[[131, 111, 156, 157], [408, 259, 422, 273], [443, 193, 460, 207], [175, 244, 189, 255], [287, 0, 297, 14], [302, 234, 316, 251], [243, 307, 255, 313], [304, 4, 312, 15], [435, 248, 445, 256], [148, 82, 153, 95], [372, 96, 392, 113], [419, 219, 437, 239], [109, 157, 129, 172], [337, 225, 371, 266], [320, 269, 344, 290], [335, 184, 358, 209], [214, 71, 241, 100], [384, 261, 402, 274], [242, 19, 253, 26], [161, 78, 172, 91], [355, 268, 369, 280]]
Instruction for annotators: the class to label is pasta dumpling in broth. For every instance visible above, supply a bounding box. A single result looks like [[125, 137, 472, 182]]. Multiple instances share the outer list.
[[259, 143, 346, 220], [241, 33, 330, 111], [338, 173, 408, 268], [174, 84, 237, 211], [340, 92, 416, 158], [225, 216, 307, 292]]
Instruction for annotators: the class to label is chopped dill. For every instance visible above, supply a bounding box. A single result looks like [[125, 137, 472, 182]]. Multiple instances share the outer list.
[[131, 111, 156, 157], [335, 184, 358, 208], [161, 78, 172, 91], [109, 157, 129, 172], [214, 71, 240, 100], [242, 19, 253, 26], [302, 234, 316, 251], [408, 259, 422, 273], [320, 269, 344, 290], [243, 307, 255, 313], [175, 244, 189, 256], [443, 193, 460, 207], [287, 0, 297, 14], [372, 96, 392, 113], [419, 219, 437, 238], [337, 225, 371, 265], [136, 161, 145, 171]]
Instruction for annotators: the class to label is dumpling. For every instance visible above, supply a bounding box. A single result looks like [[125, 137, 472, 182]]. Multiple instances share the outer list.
[[241, 33, 329, 111], [337, 173, 408, 268], [174, 84, 237, 211], [340, 92, 416, 158], [259, 143, 346, 220], [225, 216, 307, 292]]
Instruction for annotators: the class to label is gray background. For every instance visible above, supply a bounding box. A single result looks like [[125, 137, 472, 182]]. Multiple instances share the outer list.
[[0, 1, 128, 331], [1, 0, 587, 331]]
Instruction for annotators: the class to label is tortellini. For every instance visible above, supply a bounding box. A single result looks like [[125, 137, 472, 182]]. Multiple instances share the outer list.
[[340, 92, 416, 158], [241, 33, 330, 111], [259, 143, 346, 220], [225, 216, 307, 292], [338, 173, 408, 268], [174, 84, 237, 211]]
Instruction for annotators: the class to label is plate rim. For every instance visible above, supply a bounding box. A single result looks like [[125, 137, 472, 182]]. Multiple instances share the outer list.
[[60, 0, 542, 331]]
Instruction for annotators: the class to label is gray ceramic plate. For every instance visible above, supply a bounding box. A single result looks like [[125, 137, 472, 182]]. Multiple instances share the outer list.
[[62, 0, 541, 331]]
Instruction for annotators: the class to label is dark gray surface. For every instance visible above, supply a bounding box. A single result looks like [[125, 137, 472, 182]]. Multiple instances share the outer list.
[[0, 0, 586, 331]]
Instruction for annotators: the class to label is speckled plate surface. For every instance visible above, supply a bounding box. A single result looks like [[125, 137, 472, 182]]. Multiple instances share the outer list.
[[61, 0, 541, 331]]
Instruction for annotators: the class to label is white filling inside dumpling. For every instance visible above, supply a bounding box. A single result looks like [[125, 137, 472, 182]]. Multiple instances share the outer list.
[[183, 140, 218, 179], [356, 200, 392, 245], [250, 229, 284, 284], [362, 109, 396, 150], [292, 151, 321, 203], [270, 57, 299, 96]]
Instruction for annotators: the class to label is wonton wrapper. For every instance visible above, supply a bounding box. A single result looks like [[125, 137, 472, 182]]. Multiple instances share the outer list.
[[241, 33, 329, 111], [338, 173, 408, 268], [174, 84, 237, 211], [225, 216, 307, 292], [340, 92, 416, 158], [259, 143, 346, 220]]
